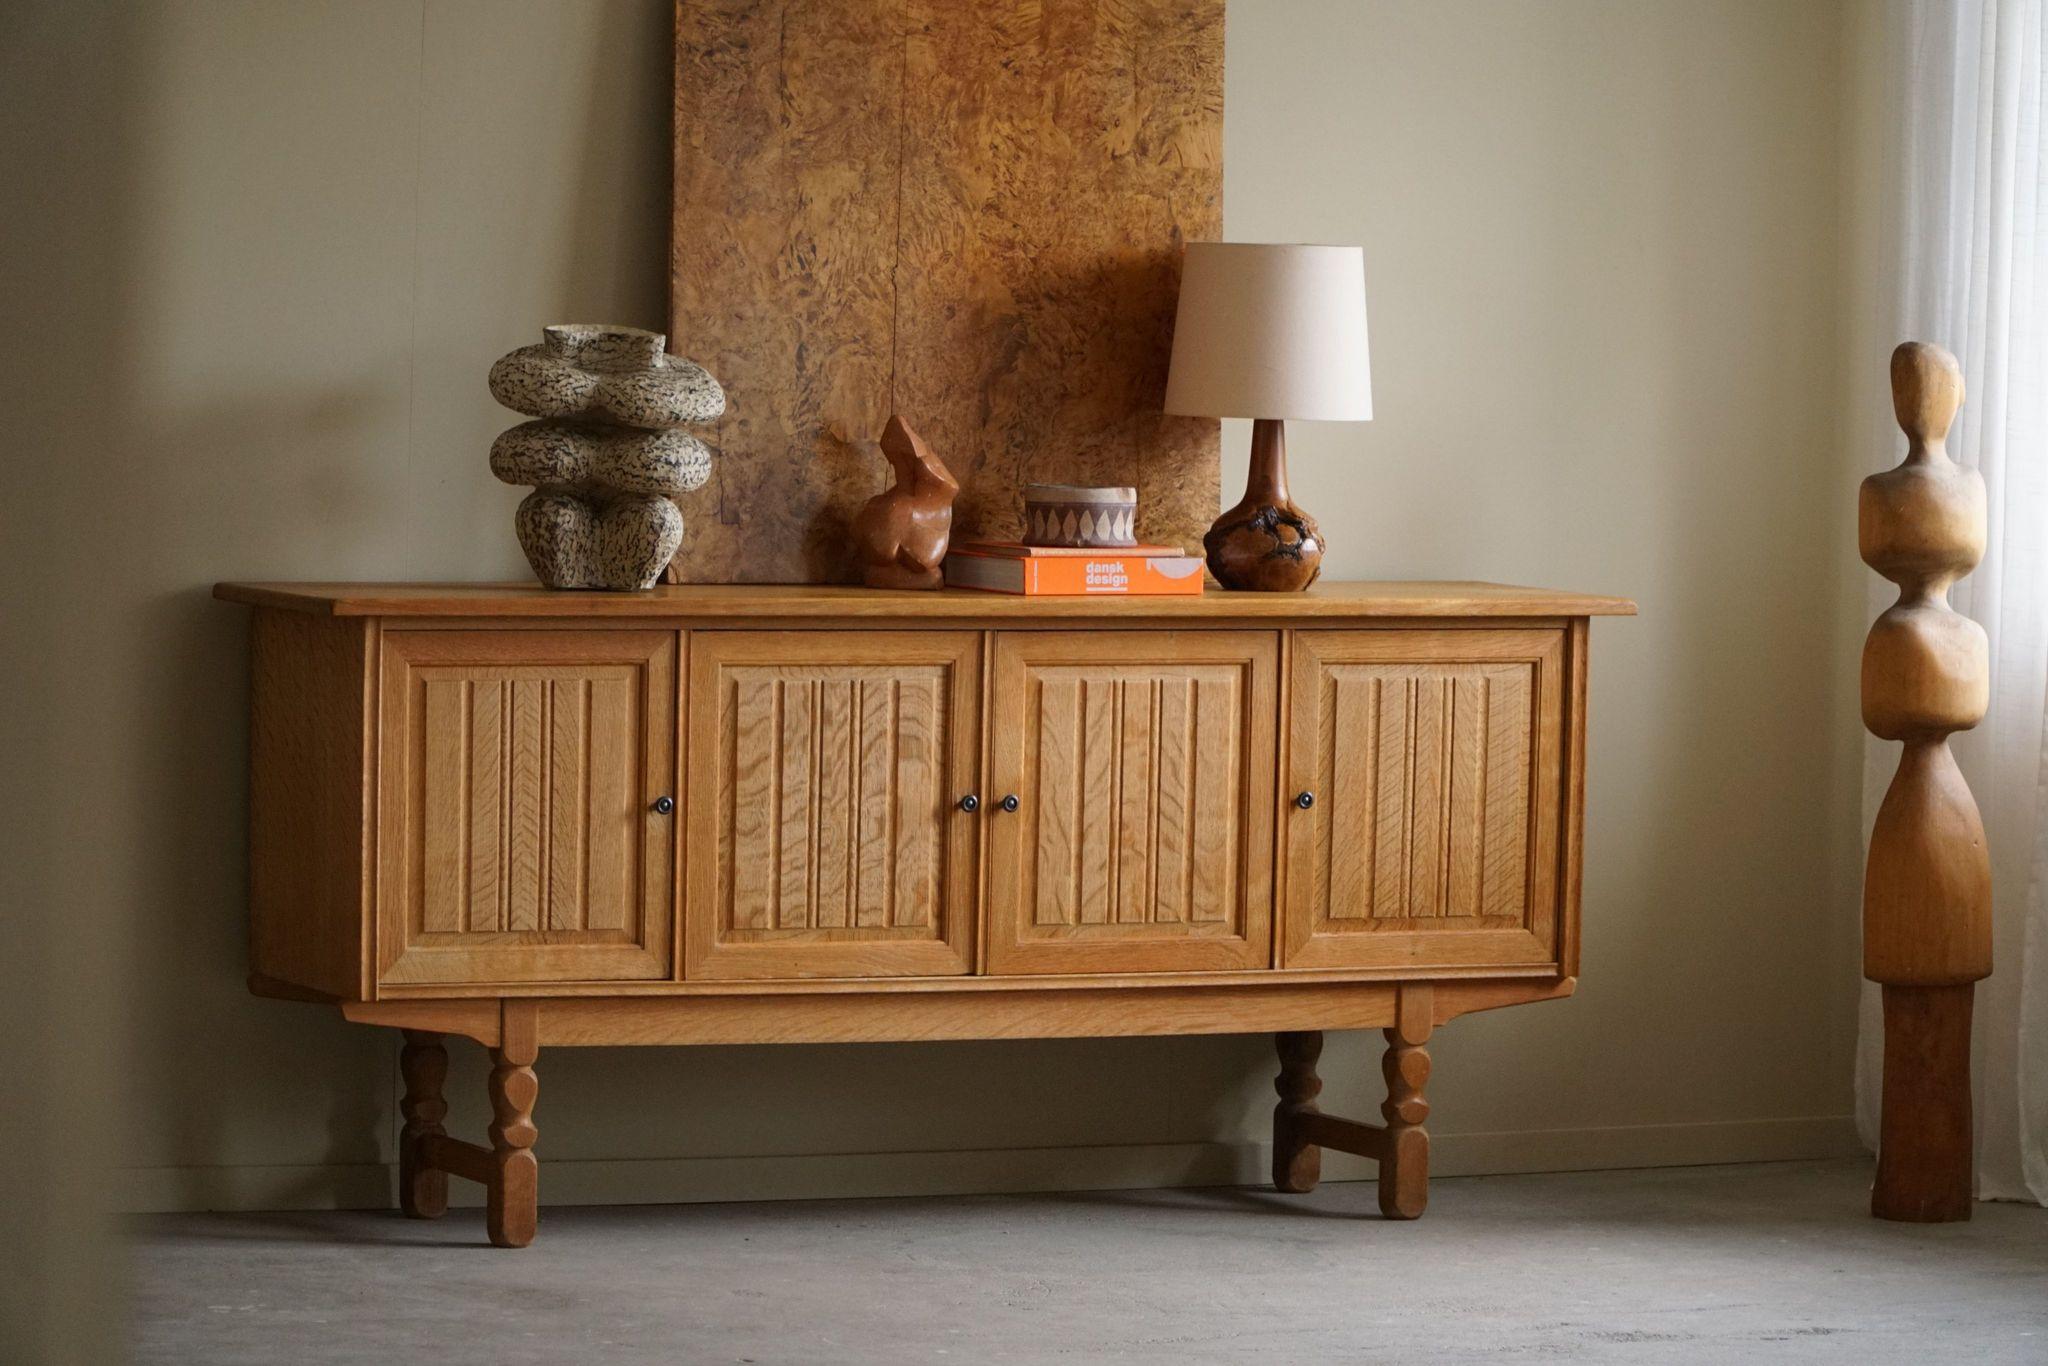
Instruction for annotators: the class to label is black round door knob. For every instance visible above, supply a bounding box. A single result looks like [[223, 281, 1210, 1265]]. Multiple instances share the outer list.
[[999, 794, 1020, 813], [1294, 791, 1315, 810], [958, 794, 980, 813], [651, 796, 675, 815]]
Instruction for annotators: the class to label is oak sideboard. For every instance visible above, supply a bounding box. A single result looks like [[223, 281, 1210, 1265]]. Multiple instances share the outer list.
[[216, 580, 1635, 1246]]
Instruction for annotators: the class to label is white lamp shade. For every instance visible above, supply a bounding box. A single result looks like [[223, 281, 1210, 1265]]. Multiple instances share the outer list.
[[1163, 242, 1372, 422]]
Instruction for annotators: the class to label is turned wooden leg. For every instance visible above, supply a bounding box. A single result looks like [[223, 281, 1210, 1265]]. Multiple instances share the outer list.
[[486, 1005, 539, 1249], [398, 1030, 449, 1219], [1273, 1031, 1324, 1194], [1874, 983, 1976, 1222], [1378, 990, 1433, 1220]]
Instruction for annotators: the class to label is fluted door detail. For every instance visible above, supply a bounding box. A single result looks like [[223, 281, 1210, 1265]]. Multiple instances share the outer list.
[[684, 631, 982, 980], [983, 631, 1278, 975], [1282, 629, 1566, 971], [377, 630, 677, 985]]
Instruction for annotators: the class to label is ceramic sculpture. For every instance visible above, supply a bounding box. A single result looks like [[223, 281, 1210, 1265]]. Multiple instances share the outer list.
[[850, 415, 958, 590], [487, 324, 724, 590]]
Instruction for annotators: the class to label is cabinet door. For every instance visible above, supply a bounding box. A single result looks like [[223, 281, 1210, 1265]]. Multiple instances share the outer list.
[[377, 630, 677, 985], [985, 631, 1278, 974], [1282, 629, 1565, 971], [685, 632, 980, 979]]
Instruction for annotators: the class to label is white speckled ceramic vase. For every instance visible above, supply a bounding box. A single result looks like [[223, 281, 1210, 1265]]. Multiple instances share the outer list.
[[486, 324, 725, 590]]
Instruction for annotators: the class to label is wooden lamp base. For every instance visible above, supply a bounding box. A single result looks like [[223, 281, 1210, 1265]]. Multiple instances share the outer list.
[[1204, 418, 1323, 591]]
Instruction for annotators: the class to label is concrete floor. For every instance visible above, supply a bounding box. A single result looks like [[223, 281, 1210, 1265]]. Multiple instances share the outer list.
[[127, 1159, 2046, 1365]]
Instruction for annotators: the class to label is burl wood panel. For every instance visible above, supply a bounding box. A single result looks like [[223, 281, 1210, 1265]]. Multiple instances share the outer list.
[[1283, 631, 1565, 971], [378, 631, 676, 985], [685, 632, 980, 978], [670, 0, 1223, 583], [986, 631, 1276, 974]]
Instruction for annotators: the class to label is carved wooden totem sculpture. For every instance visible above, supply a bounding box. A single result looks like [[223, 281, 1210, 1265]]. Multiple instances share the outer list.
[[851, 416, 959, 590], [1859, 341, 1993, 1222]]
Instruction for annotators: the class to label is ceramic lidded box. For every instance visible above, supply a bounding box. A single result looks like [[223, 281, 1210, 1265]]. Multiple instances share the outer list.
[[1023, 484, 1139, 548]]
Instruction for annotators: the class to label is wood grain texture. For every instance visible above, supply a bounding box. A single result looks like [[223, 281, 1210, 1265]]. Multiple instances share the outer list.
[[985, 631, 1277, 973], [228, 593, 1621, 1247], [247, 609, 375, 1000], [668, 0, 1223, 582], [487, 1001, 540, 1248], [215, 580, 1640, 620], [377, 631, 676, 985], [1376, 984, 1434, 1219], [338, 975, 1577, 1044], [1875, 983, 1976, 1221], [1283, 630, 1565, 971], [1860, 342, 1992, 987], [247, 614, 380, 999], [1269, 985, 1436, 1217], [374, 962, 1569, 1000], [1272, 1030, 1324, 1193], [1860, 341, 1993, 1223], [341, 998, 502, 1047], [415, 1134, 495, 1186], [1560, 618, 1590, 979], [685, 631, 980, 978], [246, 614, 376, 999], [1205, 419, 1324, 592], [529, 980, 1402, 1045], [397, 1030, 449, 1219], [851, 415, 958, 589]]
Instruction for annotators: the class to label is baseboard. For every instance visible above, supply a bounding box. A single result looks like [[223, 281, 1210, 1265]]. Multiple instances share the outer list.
[[114, 1115, 1863, 1215], [1424, 1115, 1865, 1181]]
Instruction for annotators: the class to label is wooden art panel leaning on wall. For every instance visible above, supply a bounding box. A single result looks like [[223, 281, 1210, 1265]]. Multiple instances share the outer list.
[[670, 0, 1224, 583]]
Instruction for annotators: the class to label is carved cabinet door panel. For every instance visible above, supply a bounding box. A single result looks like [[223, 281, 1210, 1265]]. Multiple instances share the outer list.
[[376, 630, 678, 986], [1282, 629, 1569, 972], [684, 632, 981, 980], [985, 631, 1279, 974]]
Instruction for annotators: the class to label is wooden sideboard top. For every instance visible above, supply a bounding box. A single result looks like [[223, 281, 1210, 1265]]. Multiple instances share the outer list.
[[213, 580, 1638, 620]]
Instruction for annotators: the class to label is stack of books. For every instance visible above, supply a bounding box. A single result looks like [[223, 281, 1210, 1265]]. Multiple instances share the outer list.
[[943, 541, 1205, 595]]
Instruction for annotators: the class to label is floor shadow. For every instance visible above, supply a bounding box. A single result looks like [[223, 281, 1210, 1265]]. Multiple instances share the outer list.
[[1032, 1182, 1379, 1220], [125, 1208, 517, 1251]]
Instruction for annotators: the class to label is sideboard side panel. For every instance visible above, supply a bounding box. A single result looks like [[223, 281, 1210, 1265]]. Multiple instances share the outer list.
[[249, 608, 374, 1000], [1560, 617, 1590, 980]]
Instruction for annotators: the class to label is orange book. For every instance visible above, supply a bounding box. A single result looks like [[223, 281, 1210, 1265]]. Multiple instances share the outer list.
[[944, 552, 1204, 595]]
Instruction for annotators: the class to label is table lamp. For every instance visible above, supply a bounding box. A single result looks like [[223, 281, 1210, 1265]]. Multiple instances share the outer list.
[[1164, 242, 1372, 591]]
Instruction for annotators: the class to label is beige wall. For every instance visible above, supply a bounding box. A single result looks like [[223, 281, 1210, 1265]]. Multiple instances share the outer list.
[[2, 1, 1868, 1351], [1225, 0, 1868, 1168]]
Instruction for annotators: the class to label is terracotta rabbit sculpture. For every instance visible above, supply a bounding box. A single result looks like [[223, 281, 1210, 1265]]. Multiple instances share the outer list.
[[852, 415, 959, 590]]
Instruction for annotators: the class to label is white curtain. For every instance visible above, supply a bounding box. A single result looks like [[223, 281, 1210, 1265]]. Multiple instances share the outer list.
[[1856, 0, 2048, 1204]]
